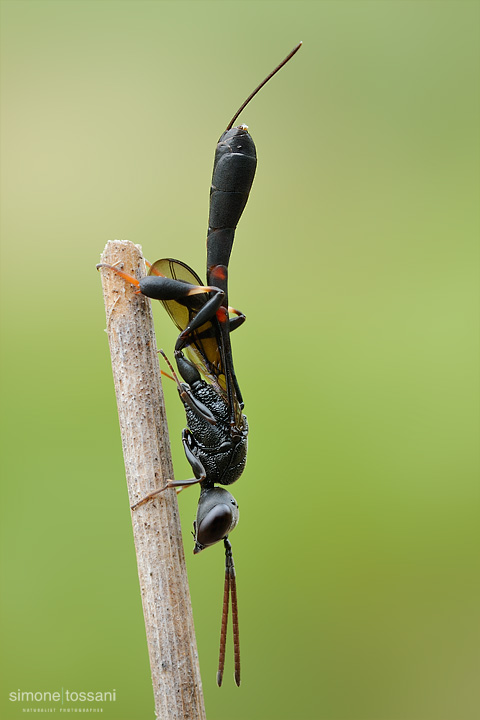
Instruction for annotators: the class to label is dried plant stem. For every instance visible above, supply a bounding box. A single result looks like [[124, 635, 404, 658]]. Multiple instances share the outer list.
[[98, 240, 206, 720]]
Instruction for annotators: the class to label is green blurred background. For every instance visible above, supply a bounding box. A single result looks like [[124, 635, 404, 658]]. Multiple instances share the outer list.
[[1, 1, 478, 719]]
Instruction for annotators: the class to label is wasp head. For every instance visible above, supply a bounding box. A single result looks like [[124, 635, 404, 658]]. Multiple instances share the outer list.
[[193, 486, 239, 554]]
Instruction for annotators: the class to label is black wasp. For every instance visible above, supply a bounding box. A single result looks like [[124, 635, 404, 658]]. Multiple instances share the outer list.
[[97, 42, 302, 686]]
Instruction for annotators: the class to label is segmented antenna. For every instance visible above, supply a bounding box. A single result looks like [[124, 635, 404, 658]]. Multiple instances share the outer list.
[[216, 538, 240, 686], [230, 567, 240, 686], [216, 561, 230, 687]]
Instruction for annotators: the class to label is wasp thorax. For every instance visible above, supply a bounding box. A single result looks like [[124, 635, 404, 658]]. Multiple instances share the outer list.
[[194, 487, 239, 553]]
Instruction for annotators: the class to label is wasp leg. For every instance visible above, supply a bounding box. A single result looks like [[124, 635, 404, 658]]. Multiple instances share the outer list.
[[130, 430, 206, 510], [98, 263, 226, 350], [130, 478, 204, 509], [181, 429, 206, 483], [228, 306, 246, 332], [178, 384, 216, 423], [229, 316, 245, 332], [159, 350, 216, 424], [96, 262, 141, 287], [173, 290, 224, 352], [139, 275, 226, 351], [160, 476, 205, 491], [131, 487, 167, 511], [160, 429, 207, 492]]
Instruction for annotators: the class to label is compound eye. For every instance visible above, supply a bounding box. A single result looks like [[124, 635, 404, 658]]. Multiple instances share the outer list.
[[196, 504, 233, 548]]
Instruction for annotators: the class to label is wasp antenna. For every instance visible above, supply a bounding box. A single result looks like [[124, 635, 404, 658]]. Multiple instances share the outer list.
[[158, 349, 183, 392], [225, 41, 302, 131], [159, 348, 176, 377], [230, 568, 240, 686], [216, 560, 230, 687]]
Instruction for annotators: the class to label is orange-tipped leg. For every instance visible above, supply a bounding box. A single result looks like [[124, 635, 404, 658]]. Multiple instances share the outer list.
[[96, 262, 141, 287]]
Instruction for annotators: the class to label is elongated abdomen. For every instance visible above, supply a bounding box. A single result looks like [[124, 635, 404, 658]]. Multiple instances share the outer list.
[[207, 125, 257, 276]]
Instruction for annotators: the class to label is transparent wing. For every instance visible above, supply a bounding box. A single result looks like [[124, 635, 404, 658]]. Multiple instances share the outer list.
[[149, 258, 228, 397]]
